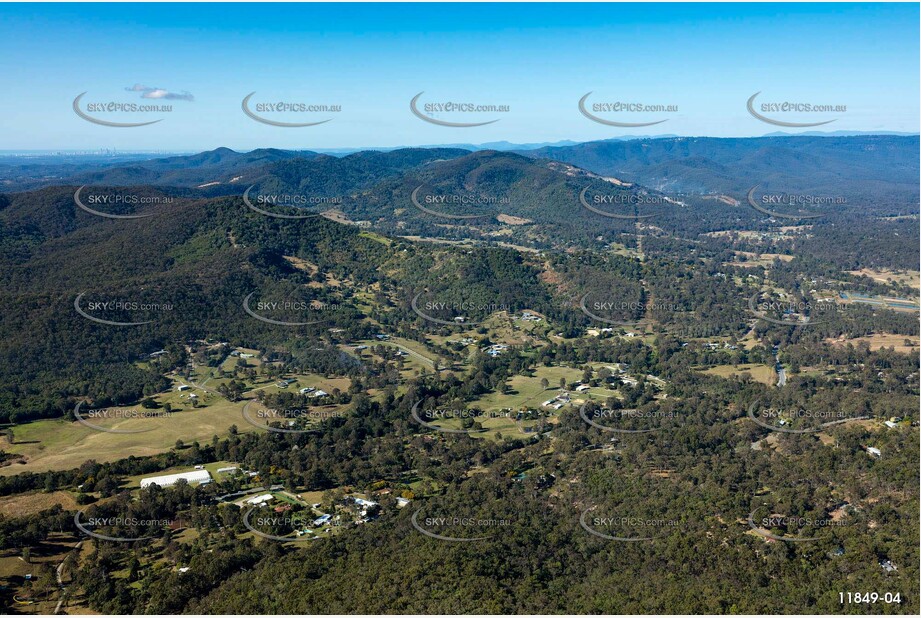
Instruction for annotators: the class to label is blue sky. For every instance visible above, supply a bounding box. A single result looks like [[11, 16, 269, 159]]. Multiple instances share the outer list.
[[0, 2, 917, 151]]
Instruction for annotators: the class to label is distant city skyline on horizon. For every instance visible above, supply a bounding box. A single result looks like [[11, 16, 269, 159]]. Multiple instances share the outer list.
[[1, 2, 918, 150]]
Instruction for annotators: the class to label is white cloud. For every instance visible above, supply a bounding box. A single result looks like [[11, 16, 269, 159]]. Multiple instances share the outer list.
[[125, 83, 194, 101]]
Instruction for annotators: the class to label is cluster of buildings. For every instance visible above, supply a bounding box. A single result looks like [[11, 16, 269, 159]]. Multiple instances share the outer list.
[[704, 342, 739, 351], [542, 392, 571, 410]]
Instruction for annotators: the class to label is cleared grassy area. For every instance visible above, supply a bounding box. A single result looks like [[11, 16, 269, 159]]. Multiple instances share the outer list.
[[847, 268, 920, 290], [700, 363, 776, 386], [0, 397, 253, 477], [729, 251, 795, 267], [219, 348, 263, 371], [0, 490, 79, 517], [826, 333, 919, 354], [358, 230, 392, 246], [243, 373, 352, 398], [421, 364, 621, 439], [0, 532, 82, 614], [472, 366, 596, 412], [423, 410, 548, 440], [0, 369, 362, 473]]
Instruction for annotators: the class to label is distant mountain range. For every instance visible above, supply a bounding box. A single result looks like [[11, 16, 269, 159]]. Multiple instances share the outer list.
[[3, 134, 914, 196], [2, 136, 916, 240], [517, 135, 920, 199]]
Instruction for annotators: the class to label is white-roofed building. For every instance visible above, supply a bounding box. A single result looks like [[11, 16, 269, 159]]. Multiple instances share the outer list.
[[141, 469, 211, 489]]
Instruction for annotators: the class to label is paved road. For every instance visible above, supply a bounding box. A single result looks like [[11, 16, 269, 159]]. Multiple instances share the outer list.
[[776, 364, 787, 387], [774, 349, 786, 387], [53, 541, 82, 614]]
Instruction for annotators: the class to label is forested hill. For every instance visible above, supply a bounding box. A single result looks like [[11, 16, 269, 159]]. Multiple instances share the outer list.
[[519, 135, 920, 199]]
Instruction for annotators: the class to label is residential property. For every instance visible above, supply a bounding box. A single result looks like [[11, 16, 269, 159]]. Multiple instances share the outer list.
[[246, 493, 274, 506], [542, 392, 570, 410], [880, 559, 898, 573]]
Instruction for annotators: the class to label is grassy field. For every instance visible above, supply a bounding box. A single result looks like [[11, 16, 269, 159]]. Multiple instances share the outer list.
[[421, 364, 620, 439], [420, 410, 548, 440], [826, 333, 920, 354], [0, 490, 79, 517], [729, 251, 795, 267], [242, 373, 352, 398], [847, 268, 920, 290], [0, 397, 252, 477], [700, 363, 776, 386], [0, 532, 83, 614], [472, 366, 602, 411]]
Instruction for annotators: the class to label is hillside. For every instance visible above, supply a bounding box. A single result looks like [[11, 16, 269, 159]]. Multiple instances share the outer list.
[[519, 135, 920, 201]]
